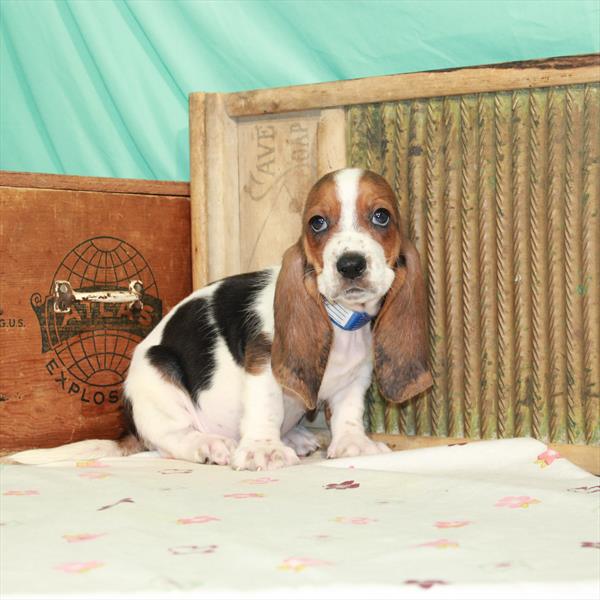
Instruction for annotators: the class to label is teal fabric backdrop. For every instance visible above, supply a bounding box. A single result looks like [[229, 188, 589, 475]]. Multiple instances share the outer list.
[[1, 0, 599, 181]]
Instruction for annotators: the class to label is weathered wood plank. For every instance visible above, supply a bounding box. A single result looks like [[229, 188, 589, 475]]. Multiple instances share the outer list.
[[0, 171, 189, 197], [237, 112, 319, 273], [189, 92, 208, 288], [226, 55, 600, 117], [206, 94, 241, 282]]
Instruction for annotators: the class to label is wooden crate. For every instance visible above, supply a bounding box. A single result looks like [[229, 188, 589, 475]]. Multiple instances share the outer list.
[[189, 54, 600, 473], [0, 173, 192, 452]]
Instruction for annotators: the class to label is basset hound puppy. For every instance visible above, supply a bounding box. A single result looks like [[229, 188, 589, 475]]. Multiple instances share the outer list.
[[9, 168, 432, 470]]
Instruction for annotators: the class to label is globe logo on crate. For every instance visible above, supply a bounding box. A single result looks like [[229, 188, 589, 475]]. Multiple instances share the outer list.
[[31, 236, 162, 405]]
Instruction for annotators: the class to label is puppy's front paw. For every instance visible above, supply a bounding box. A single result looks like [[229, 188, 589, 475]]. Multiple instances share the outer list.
[[231, 439, 300, 471], [327, 432, 391, 459], [194, 435, 237, 465]]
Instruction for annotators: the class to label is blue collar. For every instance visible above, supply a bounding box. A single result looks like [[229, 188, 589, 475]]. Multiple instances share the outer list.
[[322, 297, 374, 331]]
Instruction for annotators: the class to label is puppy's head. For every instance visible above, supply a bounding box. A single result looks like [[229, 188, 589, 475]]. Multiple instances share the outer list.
[[272, 168, 432, 409], [303, 168, 400, 310]]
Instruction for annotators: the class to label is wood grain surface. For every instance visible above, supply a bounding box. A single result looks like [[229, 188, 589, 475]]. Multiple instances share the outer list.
[[0, 177, 192, 451]]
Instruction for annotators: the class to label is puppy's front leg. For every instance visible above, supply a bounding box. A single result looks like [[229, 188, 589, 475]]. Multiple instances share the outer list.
[[231, 369, 300, 471], [327, 370, 391, 459]]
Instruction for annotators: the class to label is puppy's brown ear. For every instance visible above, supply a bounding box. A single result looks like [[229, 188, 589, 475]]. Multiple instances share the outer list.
[[271, 242, 332, 410], [373, 240, 433, 403]]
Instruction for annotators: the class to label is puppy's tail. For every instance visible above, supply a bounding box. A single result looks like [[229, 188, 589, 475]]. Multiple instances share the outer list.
[[1, 434, 145, 465]]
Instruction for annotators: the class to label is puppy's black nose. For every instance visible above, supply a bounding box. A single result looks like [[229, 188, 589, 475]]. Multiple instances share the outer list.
[[336, 252, 367, 279]]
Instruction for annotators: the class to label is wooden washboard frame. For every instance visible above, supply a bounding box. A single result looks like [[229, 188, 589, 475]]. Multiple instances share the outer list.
[[189, 55, 600, 473]]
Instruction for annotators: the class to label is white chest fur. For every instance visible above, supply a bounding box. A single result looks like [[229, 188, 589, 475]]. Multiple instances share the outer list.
[[318, 325, 373, 401]]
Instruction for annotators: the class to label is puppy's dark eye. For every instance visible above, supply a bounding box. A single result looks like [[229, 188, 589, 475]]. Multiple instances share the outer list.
[[372, 208, 390, 227], [309, 215, 328, 233]]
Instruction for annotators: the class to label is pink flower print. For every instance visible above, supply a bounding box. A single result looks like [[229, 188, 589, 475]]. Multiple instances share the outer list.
[[535, 448, 561, 468], [79, 472, 111, 479], [405, 579, 448, 589], [333, 516, 377, 525], [63, 533, 105, 543], [278, 557, 333, 572], [435, 520, 472, 529], [3, 490, 39, 496], [325, 480, 360, 490], [176, 515, 220, 525], [223, 492, 265, 499], [415, 539, 459, 549], [581, 541, 599, 549], [241, 477, 279, 484], [160, 468, 193, 475], [495, 496, 541, 509], [54, 561, 104, 574], [169, 544, 218, 555], [76, 460, 108, 468]]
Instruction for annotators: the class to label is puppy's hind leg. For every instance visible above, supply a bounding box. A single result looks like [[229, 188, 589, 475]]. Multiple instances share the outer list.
[[159, 429, 236, 465], [126, 369, 235, 465]]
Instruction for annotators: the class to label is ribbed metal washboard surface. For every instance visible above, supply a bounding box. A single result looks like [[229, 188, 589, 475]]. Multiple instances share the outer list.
[[349, 83, 599, 445]]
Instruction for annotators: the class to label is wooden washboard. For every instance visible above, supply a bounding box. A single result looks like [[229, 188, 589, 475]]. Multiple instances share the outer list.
[[189, 55, 600, 473]]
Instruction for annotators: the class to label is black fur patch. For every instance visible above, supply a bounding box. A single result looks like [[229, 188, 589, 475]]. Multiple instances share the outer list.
[[147, 297, 217, 399], [121, 393, 139, 439], [146, 270, 272, 401], [211, 270, 271, 366]]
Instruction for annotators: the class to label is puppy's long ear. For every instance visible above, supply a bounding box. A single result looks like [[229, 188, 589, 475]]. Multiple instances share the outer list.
[[271, 242, 332, 410], [373, 240, 433, 403]]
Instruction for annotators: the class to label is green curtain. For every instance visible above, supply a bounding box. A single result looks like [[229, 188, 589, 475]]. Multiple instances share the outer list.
[[1, 0, 599, 181]]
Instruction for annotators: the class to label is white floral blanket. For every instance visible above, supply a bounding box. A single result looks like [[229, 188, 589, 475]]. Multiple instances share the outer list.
[[1, 438, 598, 599]]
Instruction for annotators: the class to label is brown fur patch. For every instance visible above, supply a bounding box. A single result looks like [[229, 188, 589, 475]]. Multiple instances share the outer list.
[[117, 433, 146, 455], [244, 332, 273, 375], [356, 171, 403, 263], [373, 239, 433, 403], [271, 243, 332, 409], [301, 173, 341, 272]]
